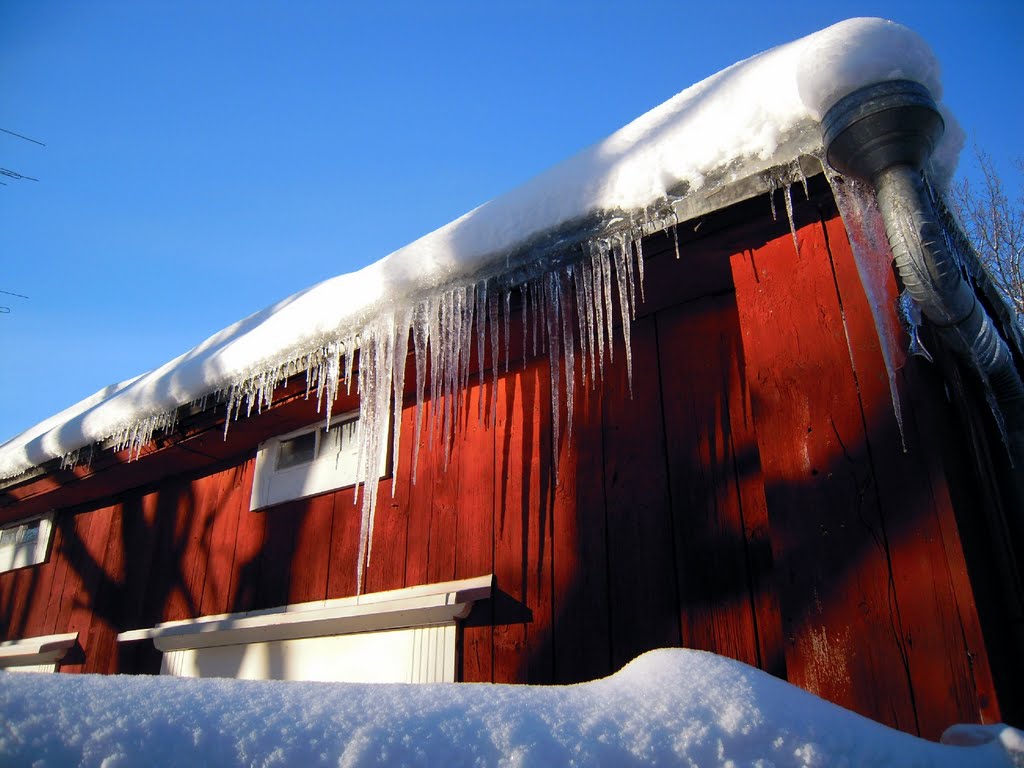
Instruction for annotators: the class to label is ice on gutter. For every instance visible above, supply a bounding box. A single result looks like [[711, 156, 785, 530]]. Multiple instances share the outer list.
[[0, 19, 960, 584]]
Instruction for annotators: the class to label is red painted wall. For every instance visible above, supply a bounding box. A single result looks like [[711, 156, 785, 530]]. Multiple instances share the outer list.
[[0, 191, 1001, 740]]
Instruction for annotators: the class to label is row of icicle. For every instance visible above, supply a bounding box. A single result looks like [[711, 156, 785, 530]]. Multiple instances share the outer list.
[[62, 157, 909, 594]]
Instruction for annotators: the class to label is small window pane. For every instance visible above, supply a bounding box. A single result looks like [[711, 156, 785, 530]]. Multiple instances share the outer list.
[[276, 431, 317, 470], [321, 419, 357, 457], [19, 522, 39, 544], [0, 528, 17, 548]]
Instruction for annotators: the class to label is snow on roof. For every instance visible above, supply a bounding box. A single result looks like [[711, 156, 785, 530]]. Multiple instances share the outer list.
[[0, 17, 955, 483], [1, 649, 1019, 766]]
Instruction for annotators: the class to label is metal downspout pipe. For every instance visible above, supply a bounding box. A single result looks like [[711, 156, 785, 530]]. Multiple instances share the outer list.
[[821, 79, 1024, 528]]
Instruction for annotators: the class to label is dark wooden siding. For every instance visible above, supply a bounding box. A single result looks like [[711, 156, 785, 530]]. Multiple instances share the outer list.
[[0, 193, 1000, 740]]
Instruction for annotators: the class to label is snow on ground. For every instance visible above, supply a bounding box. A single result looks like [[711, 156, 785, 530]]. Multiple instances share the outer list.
[[0, 18, 958, 482], [0, 649, 1019, 767]]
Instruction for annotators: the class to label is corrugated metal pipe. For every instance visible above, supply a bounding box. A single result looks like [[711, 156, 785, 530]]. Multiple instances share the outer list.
[[822, 80, 1024, 509]]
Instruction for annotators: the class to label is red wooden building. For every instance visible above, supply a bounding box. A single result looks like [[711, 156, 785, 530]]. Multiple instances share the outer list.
[[1, 20, 1020, 743]]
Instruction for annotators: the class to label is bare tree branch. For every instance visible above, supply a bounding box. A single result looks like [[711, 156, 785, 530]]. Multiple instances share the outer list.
[[950, 149, 1024, 321]]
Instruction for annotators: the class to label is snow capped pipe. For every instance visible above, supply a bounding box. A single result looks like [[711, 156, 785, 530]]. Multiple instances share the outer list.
[[822, 78, 1024, 509]]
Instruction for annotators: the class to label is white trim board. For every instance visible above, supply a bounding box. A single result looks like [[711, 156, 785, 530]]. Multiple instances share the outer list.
[[0, 632, 78, 668], [117, 574, 493, 652]]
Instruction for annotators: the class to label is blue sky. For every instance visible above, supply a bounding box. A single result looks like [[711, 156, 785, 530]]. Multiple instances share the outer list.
[[1, 1, 1022, 444]]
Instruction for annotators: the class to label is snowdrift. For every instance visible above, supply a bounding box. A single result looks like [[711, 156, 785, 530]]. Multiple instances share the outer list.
[[1, 649, 1020, 767]]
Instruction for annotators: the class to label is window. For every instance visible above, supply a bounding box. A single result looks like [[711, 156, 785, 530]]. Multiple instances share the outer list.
[[0, 512, 55, 573], [250, 412, 387, 511]]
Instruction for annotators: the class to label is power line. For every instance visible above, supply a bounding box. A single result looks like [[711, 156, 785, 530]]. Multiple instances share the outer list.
[[0, 127, 45, 146], [0, 168, 38, 182], [0, 290, 28, 317]]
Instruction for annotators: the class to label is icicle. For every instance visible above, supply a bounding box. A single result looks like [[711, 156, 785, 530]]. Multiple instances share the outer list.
[[767, 181, 779, 221], [582, 258, 598, 388], [671, 211, 681, 259], [503, 290, 512, 374], [391, 306, 412, 495], [460, 284, 476, 411], [572, 261, 590, 388], [590, 243, 608, 379], [797, 161, 810, 199], [612, 240, 634, 394], [598, 241, 615, 366], [488, 288, 500, 425], [343, 334, 356, 397], [324, 340, 341, 426], [521, 283, 529, 367], [476, 281, 488, 422], [442, 288, 461, 456], [223, 388, 236, 438], [634, 234, 646, 306], [545, 272, 562, 477], [354, 314, 396, 593], [783, 183, 800, 255], [411, 300, 430, 483], [623, 235, 637, 320], [559, 269, 576, 441], [429, 291, 446, 443], [825, 167, 907, 447], [530, 280, 541, 358], [897, 290, 932, 363]]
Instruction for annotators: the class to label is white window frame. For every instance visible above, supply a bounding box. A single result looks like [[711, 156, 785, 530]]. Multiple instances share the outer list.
[[116, 574, 492, 683], [249, 411, 387, 511], [0, 511, 55, 574]]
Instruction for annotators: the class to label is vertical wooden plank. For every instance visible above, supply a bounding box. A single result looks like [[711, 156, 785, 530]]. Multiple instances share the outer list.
[[427, 391, 462, 586], [60, 504, 115, 673], [2, 564, 37, 639], [325, 485, 362, 600], [288, 492, 335, 604], [38, 523, 67, 636], [200, 463, 248, 616], [602, 314, 680, 670], [50, 510, 94, 643], [363, 400, 414, 595], [525, 355, 554, 685], [492, 363, 532, 683], [732, 328, 787, 680], [257, 498, 301, 608], [116, 490, 164, 674], [0, 571, 17, 637], [84, 503, 126, 674], [153, 478, 195, 623], [227, 457, 265, 612], [552, 362, 612, 683], [180, 471, 218, 617], [824, 213, 999, 736], [403, 396, 437, 588], [919, 361, 1014, 723], [658, 295, 767, 669], [455, 377, 495, 683], [16, 531, 60, 639], [731, 219, 919, 731]]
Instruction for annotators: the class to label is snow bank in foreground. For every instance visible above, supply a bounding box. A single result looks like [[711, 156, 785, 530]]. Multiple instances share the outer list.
[[0, 18, 957, 482], [0, 650, 1019, 767]]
